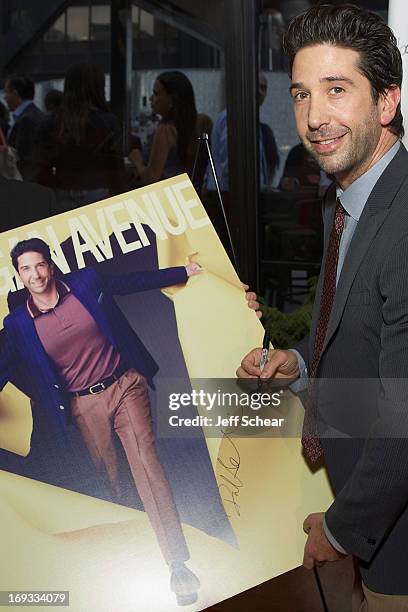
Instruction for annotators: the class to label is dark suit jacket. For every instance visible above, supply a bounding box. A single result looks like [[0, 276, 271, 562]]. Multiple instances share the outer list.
[[296, 143, 408, 594], [0, 175, 55, 232], [7, 102, 44, 180]]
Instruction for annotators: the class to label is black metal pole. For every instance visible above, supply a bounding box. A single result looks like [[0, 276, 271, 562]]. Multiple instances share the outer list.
[[224, 0, 260, 290], [191, 133, 239, 274], [110, 0, 132, 155]]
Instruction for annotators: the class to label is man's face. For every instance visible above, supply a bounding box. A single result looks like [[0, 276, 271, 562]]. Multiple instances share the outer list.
[[17, 251, 55, 296], [290, 44, 385, 188], [4, 81, 20, 112]]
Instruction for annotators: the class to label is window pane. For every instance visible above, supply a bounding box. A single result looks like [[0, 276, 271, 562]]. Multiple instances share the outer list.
[[67, 6, 89, 42], [140, 9, 154, 37], [43, 13, 65, 43], [131, 5, 139, 26], [131, 6, 154, 37], [91, 5, 110, 41]]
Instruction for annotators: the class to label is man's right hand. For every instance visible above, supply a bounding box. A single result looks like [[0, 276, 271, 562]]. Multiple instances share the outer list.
[[236, 348, 300, 381]]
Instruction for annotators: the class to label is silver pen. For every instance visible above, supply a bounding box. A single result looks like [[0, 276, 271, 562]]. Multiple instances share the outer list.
[[259, 330, 271, 372]]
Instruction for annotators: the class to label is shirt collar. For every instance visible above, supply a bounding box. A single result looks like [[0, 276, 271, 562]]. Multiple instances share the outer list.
[[336, 140, 401, 221], [12, 100, 32, 120], [27, 280, 70, 318]]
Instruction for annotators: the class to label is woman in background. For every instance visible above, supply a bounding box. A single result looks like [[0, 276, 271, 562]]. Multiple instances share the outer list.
[[130, 71, 211, 191], [0, 101, 10, 142], [36, 62, 126, 213]]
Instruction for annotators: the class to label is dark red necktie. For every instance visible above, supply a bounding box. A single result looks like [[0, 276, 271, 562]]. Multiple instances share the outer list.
[[302, 198, 346, 461]]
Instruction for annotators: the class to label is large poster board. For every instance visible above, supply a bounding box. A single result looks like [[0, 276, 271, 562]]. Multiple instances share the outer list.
[[0, 175, 332, 611]]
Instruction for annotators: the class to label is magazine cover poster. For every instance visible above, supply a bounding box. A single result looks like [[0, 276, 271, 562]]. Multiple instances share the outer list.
[[0, 175, 332, 611]]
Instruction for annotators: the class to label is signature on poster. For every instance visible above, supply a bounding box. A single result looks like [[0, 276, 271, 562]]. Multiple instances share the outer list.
[[217, 431, 243, 517]]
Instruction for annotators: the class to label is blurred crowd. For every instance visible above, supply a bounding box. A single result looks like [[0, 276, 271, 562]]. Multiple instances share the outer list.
[[0, 65, 215, 217], [0, 62, 326, 238]]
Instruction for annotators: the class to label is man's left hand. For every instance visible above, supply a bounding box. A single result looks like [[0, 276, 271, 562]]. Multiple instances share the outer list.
[[303, 512, 347, 569], [185, 262, 202, 277], [242, 283, 262, 318]]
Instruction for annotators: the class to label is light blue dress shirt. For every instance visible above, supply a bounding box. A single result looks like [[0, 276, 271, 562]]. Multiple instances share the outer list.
[[11, 99, 33, 122], [7, 100, 34, 136]]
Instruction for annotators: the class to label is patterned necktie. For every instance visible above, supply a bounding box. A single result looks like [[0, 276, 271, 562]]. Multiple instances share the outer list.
[[302, 198, 346, 461]]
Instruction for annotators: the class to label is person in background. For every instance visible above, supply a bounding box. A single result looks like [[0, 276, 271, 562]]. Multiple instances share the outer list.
[[280, 142, 321, 191], [0, 101, 10, 142], [280, 142, 332, 198], [36, 62, 126, 214], [0, 88, 55, 221], [203, 72, 278, 254], [44, 89, 63, 114], [206, 72, 279, 194], [129, 71, 212, 191], [4, 75, 44, 180]]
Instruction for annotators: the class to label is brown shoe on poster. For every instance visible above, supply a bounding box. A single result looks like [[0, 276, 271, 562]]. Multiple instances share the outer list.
[[169, 561, 200, 606]]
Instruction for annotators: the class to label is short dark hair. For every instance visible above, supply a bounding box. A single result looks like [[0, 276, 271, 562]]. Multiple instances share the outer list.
[[283, 3, 404, 138], [6, 75, 35, 101], [10, 238, 52, 271]]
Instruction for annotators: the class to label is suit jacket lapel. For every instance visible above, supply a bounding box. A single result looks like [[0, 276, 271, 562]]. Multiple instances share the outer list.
[[8, 103, 33, 139], [6, 306, 57, 387], [318, 145, 408, 359]]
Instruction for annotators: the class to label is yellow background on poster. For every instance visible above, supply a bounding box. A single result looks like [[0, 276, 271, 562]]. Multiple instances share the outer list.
[[0, 175, 332, 611]]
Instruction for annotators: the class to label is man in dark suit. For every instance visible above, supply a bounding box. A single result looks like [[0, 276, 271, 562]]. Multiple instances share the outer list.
[[5, 75, 44, 180], [0, 237, 201, 605], [239, 5, 408, 610]]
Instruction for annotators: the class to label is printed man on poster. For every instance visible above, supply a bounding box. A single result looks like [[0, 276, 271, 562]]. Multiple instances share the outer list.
[[240, 4, 408, 610], [0, 236, 201, 606]]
